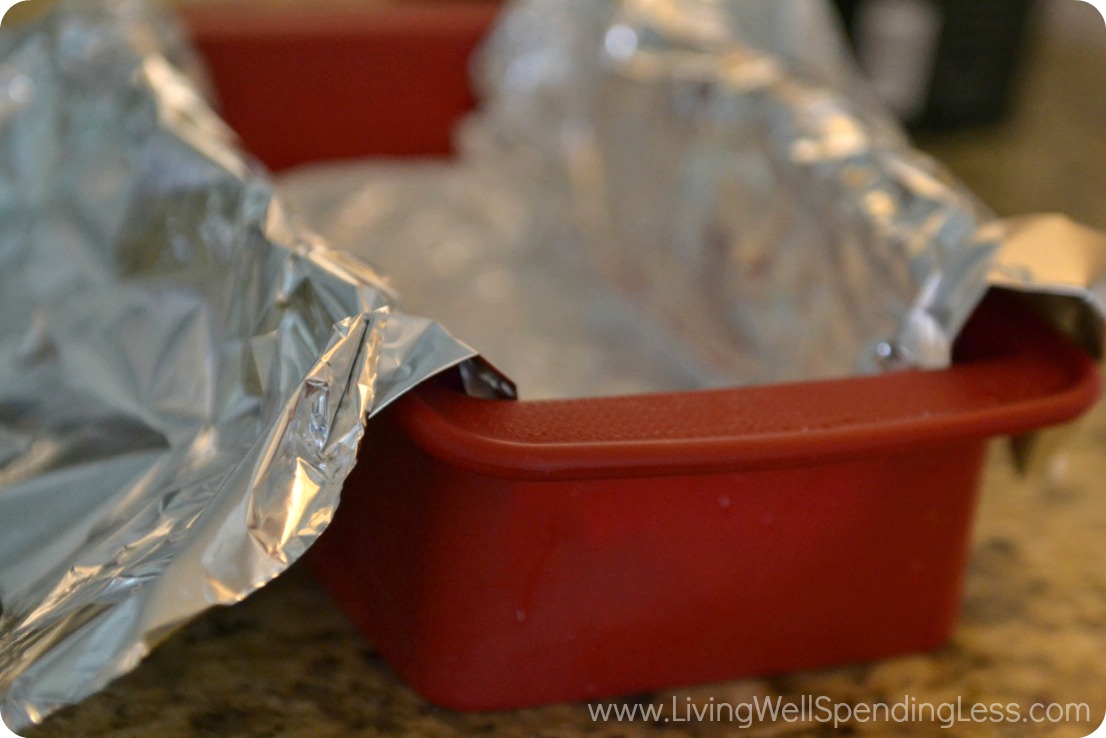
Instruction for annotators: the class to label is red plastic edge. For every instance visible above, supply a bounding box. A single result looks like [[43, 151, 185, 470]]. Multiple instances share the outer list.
[[393, 292, 1101, 480]]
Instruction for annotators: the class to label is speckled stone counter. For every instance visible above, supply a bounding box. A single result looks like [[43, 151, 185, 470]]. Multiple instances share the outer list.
[[26, 12, 1106, 738]]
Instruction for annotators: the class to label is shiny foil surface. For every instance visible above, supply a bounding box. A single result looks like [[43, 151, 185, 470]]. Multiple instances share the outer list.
[[284, 0, 1105, 401], [283, 0, 1004, 400], [0, 1, 475, 729], [462, 0, 1007, 382]]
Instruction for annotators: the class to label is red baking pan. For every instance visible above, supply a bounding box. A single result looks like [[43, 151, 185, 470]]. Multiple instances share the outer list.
[[184, 2, 499, 168], [185, 3, 1102, 711]]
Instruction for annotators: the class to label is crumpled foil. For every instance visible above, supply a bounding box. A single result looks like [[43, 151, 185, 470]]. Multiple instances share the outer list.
[[0, 1, 477, 730], [285, 0, 1106, 401], [282, 0, 1002, 400]]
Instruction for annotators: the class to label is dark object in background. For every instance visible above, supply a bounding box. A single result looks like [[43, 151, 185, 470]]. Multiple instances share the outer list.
[[834, 0, 1036, 130]]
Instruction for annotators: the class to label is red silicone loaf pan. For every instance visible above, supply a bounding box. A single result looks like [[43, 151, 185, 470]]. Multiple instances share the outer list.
[[185, 3, 1102, 711]]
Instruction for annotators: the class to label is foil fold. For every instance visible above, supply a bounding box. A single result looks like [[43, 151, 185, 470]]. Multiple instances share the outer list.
[[990, 214, 1106, 360], [0, 1, 475, 729]]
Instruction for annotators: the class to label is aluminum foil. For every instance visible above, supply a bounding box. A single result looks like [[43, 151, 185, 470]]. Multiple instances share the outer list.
[[281, 0, 1001, 401], [0, 1, 477, 730], [476, 0, 1012, 384], [285, 1, 1105, 402]]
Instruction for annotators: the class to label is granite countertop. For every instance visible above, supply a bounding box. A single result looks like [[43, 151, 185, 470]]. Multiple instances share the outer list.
[[26, 10, 1106, 738]]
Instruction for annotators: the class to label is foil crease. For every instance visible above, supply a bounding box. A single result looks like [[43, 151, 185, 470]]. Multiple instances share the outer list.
[[0, 2, 475, 729]]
